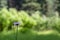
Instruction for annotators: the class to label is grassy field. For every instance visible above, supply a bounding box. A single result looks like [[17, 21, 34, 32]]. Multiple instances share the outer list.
[[0, 30, 60, 40]]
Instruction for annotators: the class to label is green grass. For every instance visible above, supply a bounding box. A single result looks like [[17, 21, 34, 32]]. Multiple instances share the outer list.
[[0, 30, 60, 40]]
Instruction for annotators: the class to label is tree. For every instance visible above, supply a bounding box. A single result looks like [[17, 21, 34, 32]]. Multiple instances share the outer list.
[[37, 0, 48, 16], [46, 0, 57, 17], [56, 0, 60, 16], [0, 0, 7, 8]]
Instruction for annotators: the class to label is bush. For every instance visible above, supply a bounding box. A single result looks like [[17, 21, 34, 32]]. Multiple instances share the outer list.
[[0, 8, 37, 32], [31, 12, 48, 31], [32, 13, 60, 31], [18, 11, 37, 28], [0, 8, 60, 32], [48, 17, 60, 32]]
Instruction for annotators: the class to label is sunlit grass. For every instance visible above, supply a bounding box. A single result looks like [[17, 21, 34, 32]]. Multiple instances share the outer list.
[[0, 29, 60, 40], [31, 29, 60, 36]]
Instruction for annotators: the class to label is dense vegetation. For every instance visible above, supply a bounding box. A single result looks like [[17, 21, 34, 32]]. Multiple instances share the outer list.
[[0, 0, 60, 40], [0, 8, 60, 32], [0, 0, 60, 16]]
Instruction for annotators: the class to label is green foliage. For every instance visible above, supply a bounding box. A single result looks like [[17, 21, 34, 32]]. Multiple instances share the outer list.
[[47, 17, 60, 32], [0, 8, 60, 32], [0, 8, 37, 31], [31, 12, 48, 31], [31, 13, 60, 31], [22, 0, 41, 15], [0, 0, 7, 8]]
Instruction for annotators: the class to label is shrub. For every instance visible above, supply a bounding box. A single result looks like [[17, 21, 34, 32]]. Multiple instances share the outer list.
[[0, 8, 37, 32], [46, 17, 60, 31], [31, 12, 48, 31], [0, 8, 60, 32], [18, 11, 37, 28]]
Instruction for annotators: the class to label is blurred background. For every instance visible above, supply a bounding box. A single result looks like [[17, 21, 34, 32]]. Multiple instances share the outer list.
[[0, 0, 60, 40]]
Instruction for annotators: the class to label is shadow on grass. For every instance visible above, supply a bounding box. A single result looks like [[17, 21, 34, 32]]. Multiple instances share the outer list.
[[0, 30, 60, 40]]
